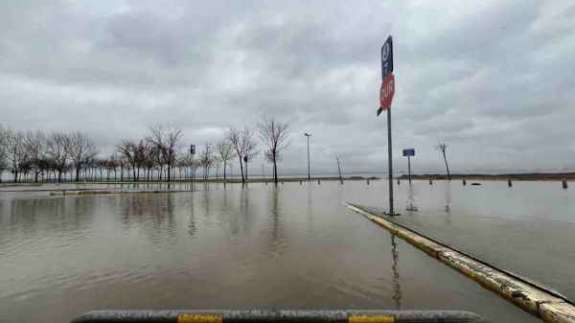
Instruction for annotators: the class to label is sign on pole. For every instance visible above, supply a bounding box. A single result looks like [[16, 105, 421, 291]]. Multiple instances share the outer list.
[[402, 148, 415, 157], [377, 36, 395, 116], [378, 35, 396, 216], [378, 73, 395, 115], [381, 35, 393, 77], [403, 148, 414, 184]]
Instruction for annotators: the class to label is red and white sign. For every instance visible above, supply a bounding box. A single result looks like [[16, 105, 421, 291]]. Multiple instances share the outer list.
[[379, 73, 395, 112]]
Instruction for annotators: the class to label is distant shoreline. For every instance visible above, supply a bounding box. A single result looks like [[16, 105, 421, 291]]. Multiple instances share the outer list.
[[398, 172, 574, 181], [1, 173, 573, 188], [0, 176, 381, 188]]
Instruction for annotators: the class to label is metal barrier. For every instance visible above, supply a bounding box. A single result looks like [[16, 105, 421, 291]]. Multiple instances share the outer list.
[[71, 309, 482, 323]]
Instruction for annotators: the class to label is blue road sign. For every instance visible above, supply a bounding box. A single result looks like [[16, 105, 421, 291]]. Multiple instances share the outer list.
[[381, 36, 393, 78], [403, 148, 415, 157]]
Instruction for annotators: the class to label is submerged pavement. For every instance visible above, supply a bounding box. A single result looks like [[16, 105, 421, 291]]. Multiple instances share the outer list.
[[0, 181, 540, 323], [344, 180, 575, 304], [347, 203, 575, 323]]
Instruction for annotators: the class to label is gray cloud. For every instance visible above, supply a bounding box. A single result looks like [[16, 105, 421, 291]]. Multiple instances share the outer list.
[[1, 0, 574, 175]]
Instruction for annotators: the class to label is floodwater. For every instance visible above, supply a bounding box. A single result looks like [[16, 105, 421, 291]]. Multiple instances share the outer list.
[[1, 180, 564, 323], [358, 180, 575, 301]]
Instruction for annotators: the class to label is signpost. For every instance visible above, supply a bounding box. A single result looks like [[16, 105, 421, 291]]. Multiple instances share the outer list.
[[402, 148, 415, 184], [379, 74, 395, 115], [304, 133, 312, 181], [378, 35, 396, 216]]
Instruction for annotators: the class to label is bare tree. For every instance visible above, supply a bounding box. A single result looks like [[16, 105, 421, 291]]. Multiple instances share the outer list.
[[149, 145, 163, 180], [242, 128, 258, 182], [257, 118, 290, 184], [102, 155, 117, 181], [46, 133, 70, 183], [227, 128, 243, 182], [117, 140, 139, 181], [147, 125, 182, 182], [6, 130, 28, 182], [177, 154, 193, 180], [164, 128, 182, 181], [133, 140, 150, 181], [0, 125, 10, 183], [147, 125, 166, 180], [437, 143, 451, 180], [199, 143, 214, 180], [227, 127, 257, 184], [67, 132, 97, 182], [142, 145, 156, 181], [216, 140, 234, 181], [24, 131, 46, 183]]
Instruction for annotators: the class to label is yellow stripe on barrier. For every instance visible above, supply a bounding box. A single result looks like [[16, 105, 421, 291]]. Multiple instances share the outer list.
[[178, 314, 223, 323], [349, 315, 394, 323]]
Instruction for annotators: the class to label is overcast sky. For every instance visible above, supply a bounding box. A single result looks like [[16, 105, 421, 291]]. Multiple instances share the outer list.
[[1, 0, 574, 175]]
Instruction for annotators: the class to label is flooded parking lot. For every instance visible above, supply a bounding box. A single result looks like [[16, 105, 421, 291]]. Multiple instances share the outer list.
[[347, 180, 575, 302], [2, 180, 569, 323]]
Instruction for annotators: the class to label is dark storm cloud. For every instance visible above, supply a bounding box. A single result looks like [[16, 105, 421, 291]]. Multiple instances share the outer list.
[[1, 0, 574, 174]]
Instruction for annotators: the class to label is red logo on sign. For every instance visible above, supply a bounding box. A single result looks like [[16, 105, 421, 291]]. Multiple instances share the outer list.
[[379, 73, 395, 112]]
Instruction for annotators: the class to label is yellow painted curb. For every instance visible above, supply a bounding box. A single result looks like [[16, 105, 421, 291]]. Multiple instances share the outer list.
[[178, 314, 223, 323], [349, 314, 395, 323], [346, 203, 575, 323]]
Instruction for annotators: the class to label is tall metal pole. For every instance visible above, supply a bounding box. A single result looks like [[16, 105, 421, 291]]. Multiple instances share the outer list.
[[387, 108, 394, 216], [305, 133, 311, 181], [408, 155, 411, 184], [307, 136, 310, 180], [381, 35, 394, 216], [336, 156, 343, 184]]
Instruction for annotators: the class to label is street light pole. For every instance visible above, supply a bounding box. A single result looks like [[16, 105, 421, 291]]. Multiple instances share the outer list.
[[387, 108, 394, 216], [304, 133, 311, 181], [336, 156, 344, 184]]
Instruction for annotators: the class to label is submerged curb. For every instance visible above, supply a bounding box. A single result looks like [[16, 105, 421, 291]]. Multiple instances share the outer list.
[[346, 203, 575, 323], [48, 189, 193, 196]]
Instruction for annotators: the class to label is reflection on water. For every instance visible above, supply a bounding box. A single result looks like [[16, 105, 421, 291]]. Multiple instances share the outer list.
[[269, 186, 282, 247], [121, 193, 177, 245], [390, 235, 402, 309], [444, 183, 451, 213], [405, 183, 418, 213], [0, 181, 544, 323], [188, 192, 197, 238], [6, 197, 94, 238], [388, 180, 575, 304]]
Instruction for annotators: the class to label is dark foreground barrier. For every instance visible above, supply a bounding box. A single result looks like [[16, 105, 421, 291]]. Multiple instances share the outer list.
[[71, 309, 482, 323]]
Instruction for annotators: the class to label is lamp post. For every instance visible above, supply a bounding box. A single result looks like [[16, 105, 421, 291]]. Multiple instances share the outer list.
[[304, 133, 311, 181], [336, 156, 343, 184]]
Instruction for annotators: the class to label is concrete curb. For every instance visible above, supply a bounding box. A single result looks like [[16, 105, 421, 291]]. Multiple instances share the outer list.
[[48, 189, 193, 196], [346, 203, 575, 323], [71, 309, 481, 323]]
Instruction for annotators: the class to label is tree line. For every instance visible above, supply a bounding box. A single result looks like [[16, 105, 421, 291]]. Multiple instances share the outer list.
[[0, 118, 290, 184]]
